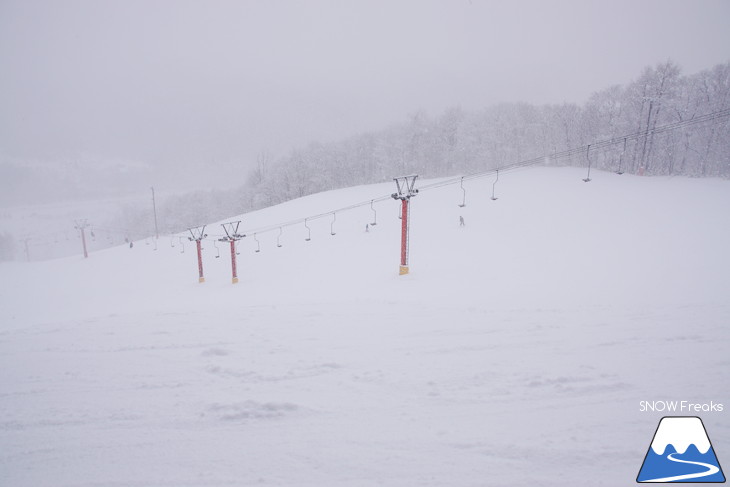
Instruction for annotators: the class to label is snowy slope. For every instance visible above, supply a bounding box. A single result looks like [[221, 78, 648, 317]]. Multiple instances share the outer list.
[[1, 167, 729, 486], [650, 417, 712, 455]]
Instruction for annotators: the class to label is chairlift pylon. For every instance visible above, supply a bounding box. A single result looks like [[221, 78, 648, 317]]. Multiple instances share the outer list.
[[616, 137, 626, 175], [458, 177, 466, 207], [491, 169, 499, 200], [583, 144, 592, 182], [304, 218, 311, 241], [370, 200, 377, 226]]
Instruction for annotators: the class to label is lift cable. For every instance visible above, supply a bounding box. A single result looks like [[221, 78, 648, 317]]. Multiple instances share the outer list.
[[169, 107, 730, 246]]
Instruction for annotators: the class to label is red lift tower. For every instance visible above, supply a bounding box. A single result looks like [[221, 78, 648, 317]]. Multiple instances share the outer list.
[[187, 226, 207, 283], [391, 175, 419, 275], [220, 221, 244, 284]]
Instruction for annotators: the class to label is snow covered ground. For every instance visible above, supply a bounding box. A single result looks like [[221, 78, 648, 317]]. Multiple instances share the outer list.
[[1, 167, 728, 486], [0, 194, 152, 262]]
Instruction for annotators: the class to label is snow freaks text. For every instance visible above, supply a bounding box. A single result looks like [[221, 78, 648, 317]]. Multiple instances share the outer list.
[[639, 401, 724, 413]]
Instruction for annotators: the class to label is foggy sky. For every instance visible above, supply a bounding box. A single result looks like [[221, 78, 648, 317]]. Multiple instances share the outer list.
[[1, 0, 729, 179]]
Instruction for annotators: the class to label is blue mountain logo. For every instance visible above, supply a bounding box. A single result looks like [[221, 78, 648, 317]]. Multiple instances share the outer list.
[[637, 416, 725, 483]]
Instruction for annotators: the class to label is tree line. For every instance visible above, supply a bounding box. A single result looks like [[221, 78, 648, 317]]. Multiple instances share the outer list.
[[238, 60, 729, 212], [124, 60, 730, 236]]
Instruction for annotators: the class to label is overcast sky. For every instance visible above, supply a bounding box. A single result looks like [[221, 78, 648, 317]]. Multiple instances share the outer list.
[[1, 0, 729, 177]]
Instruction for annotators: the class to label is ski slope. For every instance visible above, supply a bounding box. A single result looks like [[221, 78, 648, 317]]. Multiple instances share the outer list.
[[1, 167, 729, 486]]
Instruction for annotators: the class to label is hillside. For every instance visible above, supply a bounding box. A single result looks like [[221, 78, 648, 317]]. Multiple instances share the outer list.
[[1, 167, 728, 486]]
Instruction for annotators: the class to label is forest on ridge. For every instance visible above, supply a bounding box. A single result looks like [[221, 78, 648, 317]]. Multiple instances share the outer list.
[[148, 60, 729, 234]]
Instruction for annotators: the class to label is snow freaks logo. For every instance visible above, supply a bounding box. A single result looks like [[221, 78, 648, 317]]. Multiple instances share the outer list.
[[640, 401, 724, 413], [637, 416, 726, 483]]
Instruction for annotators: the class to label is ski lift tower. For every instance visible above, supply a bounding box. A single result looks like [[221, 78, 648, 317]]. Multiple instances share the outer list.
[[188, 225, 207, 283], [220, 221, 245, 284], [74, 219, 90, 258], [392, 175, 419, 275]]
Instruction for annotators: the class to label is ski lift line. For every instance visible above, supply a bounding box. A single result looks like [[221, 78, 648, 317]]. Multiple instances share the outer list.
[[61, 109, 730, 256], [201, 233, 230, 240], [83, 228, 143, 240], [237, 193, 394, 237], [89, 225, 132, 233], [417, 107, 730, 194], [581, 109, 730, 152], [565, 108, 730, 155], [543, 109, 725, 164], [420, 144, 603, 191], [229, 130, 632, 235], [177, 108, 730, 244], [85, 225, 147, 238]]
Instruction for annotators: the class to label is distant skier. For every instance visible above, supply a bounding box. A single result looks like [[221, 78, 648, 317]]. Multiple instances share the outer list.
[[365, 223, 369, 232], [459, 215, 465, 227], [129, 241, 134, 249]]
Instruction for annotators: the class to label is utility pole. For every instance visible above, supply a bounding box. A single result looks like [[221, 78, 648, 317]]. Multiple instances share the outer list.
[[220, 221, 244, 284], [74, 219, 90, 258], [188, 226, 207, 283], [151, 186, 159, 240], [391, 175, 419, 275]]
